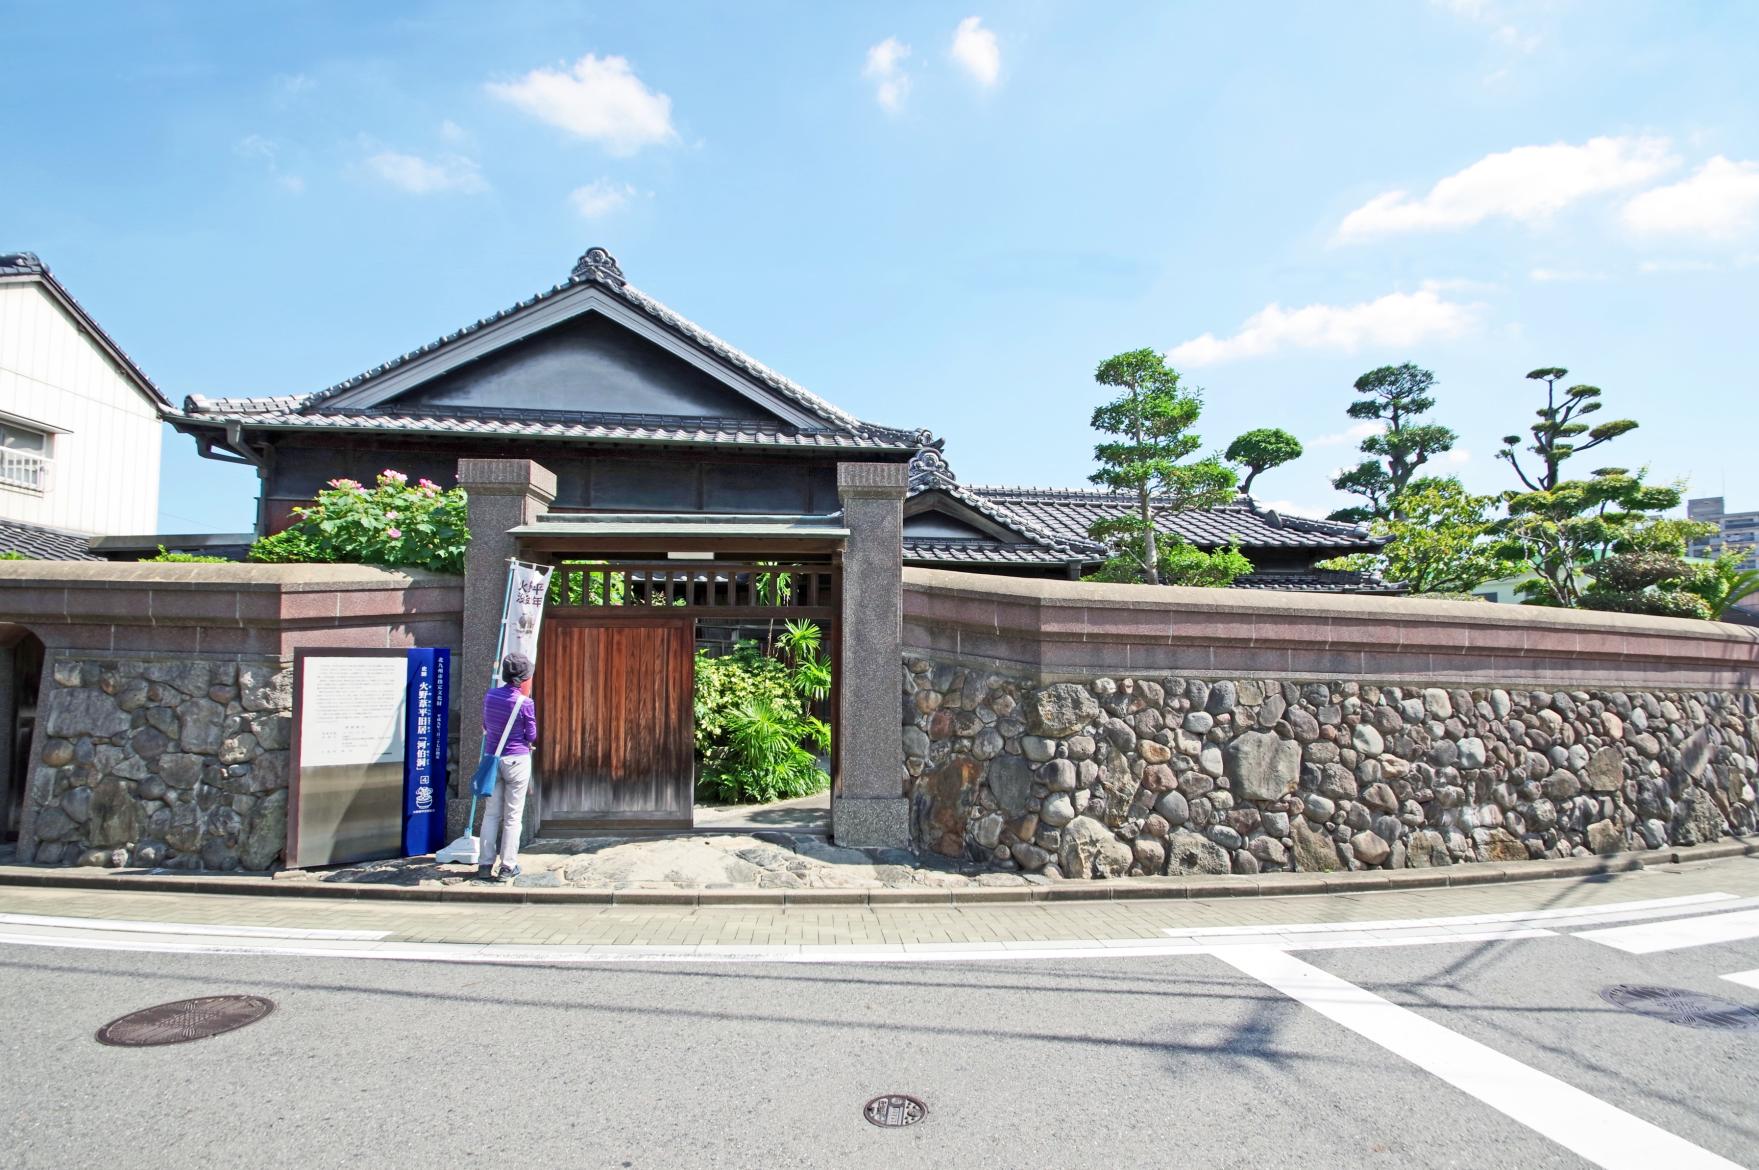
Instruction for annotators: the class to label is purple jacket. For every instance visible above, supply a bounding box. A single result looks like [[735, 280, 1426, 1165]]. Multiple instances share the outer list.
[[482, 684, 538, 756]]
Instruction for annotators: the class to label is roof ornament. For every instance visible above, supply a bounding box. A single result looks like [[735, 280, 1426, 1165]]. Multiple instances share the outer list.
[[907, 442, 956, 490], [0, 252, 47, 275], [570, 246, 626, 287]]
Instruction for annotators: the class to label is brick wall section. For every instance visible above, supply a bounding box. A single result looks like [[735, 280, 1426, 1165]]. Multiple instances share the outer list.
[[900, 570, 1758, 879], [902, 568, 1759, 691], [0, 563, 462, 869]]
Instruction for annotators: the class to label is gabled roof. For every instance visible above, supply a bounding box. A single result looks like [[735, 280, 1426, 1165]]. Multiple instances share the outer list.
[[177, 247, 928, 454], [969, 484, 1387, 551], [904, 447, 1107, 566], [0, 518, 99, 561], [0, 252, 170, 411]]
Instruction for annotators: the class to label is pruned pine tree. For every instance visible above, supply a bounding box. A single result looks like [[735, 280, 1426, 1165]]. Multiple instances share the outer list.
[[1087, 348, 1238, 586], [1328, 363, 1458, 523], [1225, 427, 1303, 495], [1497, 367, 1639, 492]]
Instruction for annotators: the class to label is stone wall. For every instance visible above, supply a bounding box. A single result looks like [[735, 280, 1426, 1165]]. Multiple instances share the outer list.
[[901, 569, 1759, 878], [905, 665, 1758, 877], [1, 561, 463, 870], [25, 654, 292, 869]]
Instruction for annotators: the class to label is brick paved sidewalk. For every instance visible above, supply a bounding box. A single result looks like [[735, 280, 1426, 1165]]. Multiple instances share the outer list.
[[3, 854, 1756, 950]]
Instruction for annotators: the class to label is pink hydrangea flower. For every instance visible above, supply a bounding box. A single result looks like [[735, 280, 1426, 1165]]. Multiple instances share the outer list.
[[386, 527, 402, 540], [384, 510, 398, 521], [380, 469, 408, 484], [417, 478, 441, 493], [327, 477, 361, 490]]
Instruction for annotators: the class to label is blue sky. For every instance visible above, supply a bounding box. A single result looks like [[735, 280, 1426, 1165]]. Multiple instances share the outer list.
[[5, 0, 1756, 532]]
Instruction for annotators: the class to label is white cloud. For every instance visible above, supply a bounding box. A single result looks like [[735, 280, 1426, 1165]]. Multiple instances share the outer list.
[[486, 54, 676, 154], [1335, 136, 1677, 242], [1430, 0, 1540, 53], [569, 179, 637, 219], [439, 119, 471, 144], [364, 149, 486, 194], [272, 73, 315, 108], [1440, 447, 1472, 467], [1529, 267, 1606, 282], [1638, 258, 1719, 274], [950, 17, 1000, 86], [1622, 156, 1759, 240], [1168, 282, 1483, 367], [1310, 421, 1386, 448], [864, 37, 911, 111], [236, 134, 304, 193]]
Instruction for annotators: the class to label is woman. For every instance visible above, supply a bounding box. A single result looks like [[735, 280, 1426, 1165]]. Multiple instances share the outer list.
[[477, 651, 538, 882]]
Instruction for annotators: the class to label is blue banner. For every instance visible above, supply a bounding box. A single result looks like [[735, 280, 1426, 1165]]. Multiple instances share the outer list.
[[403, 647, 451, 856]]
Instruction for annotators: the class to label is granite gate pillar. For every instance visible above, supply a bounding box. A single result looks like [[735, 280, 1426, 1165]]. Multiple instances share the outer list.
[[833, 462, 909, 848], [454, 458, 556, 839]]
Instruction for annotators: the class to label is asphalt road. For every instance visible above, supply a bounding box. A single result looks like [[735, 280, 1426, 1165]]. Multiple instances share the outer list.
[[2, 925, 1755, 1169]]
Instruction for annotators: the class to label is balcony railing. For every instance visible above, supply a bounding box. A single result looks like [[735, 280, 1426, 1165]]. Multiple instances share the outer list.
[[0, 448, 50, 492]]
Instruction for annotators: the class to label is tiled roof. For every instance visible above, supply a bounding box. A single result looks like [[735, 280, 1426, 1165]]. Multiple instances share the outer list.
[[902, 539, 1088, 567], [0, 518, 99, 560], [906, 448, 1108, 559], [170, 406, 924, 452], [0, 252, 170, 409], [1233, 570, 1408, 594], [179, 248, 924, 449], [969, 485, 1386, 550]]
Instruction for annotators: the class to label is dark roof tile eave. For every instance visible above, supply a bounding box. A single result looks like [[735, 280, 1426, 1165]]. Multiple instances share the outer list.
[[168, 409, 923, 452], [0, 517, 100, 561]]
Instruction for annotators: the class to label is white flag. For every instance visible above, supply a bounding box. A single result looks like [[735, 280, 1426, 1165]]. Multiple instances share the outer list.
[[499, 561, 553, 668]]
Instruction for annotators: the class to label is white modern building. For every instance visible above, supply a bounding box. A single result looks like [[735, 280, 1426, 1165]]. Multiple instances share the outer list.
[[0, 253, 166, 555], [1687, 497, 1759, 572]]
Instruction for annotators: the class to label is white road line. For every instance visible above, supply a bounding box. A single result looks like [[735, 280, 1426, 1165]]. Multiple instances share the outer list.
[[1217, 946, 1743, 1170], [1162, 893, 1744, 941], [1720, 968, 1759, 992], [1161, 892, 1737, 937], [1575, 907, 1759, 954], [0, 912, 389, 941]]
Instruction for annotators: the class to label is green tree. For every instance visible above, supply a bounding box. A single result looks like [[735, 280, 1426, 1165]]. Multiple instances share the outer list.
[[1086, 348, 1238, 585], [1497, 467, 1711, 609], [1225, 427, 1303, 495], [1086, 534, 1253, 588], [1684, 554, 1759, 621], [1581, 549, 1717, 620], [1322, 477, 1510, 595], [1328, 363, 1458, 523], [1497, 367, 1639, 492]]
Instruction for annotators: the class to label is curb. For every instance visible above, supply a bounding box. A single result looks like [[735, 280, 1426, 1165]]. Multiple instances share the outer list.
[[1, 840, 1754, 907]]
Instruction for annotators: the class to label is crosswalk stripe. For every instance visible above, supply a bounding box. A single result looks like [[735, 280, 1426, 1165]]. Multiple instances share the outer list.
[[1574, 907, 1759, 954], [1719, 968, 1759, 992], [1218, 946, 1743, 1170]]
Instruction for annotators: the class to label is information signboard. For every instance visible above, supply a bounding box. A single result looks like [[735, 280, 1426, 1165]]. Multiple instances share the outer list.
[[288, 647, 453, 869], [402, 647, 451, 856]]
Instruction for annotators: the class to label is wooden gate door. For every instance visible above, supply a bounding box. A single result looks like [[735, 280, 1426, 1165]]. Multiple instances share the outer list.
[[536, 616, 695, 830]]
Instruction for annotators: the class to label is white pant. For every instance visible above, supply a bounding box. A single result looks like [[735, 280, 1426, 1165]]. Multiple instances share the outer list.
[[478, 754, 532, 869]]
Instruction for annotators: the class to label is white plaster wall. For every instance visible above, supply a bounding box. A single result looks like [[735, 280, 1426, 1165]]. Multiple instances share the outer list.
[[0, 282, 161, 535]]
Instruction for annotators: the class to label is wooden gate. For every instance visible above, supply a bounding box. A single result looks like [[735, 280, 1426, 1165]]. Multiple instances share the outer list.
[[532, 557, 839, 831], [536, 616, 695, 830]]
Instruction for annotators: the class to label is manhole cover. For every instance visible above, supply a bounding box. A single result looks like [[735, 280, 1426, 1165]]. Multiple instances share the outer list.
[[1599, 985, 1759, 1031], [863, 1094, 927, 1128], [96, 996, 276, 1047]]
